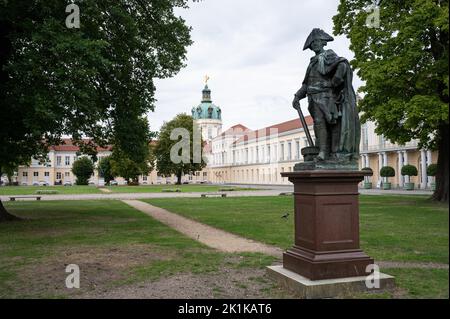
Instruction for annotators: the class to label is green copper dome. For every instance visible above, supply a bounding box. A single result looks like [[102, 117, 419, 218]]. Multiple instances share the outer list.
[[191, 85, 222, 120]]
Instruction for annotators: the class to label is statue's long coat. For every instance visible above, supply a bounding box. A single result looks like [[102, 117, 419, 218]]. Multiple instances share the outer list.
[[301, 49, 360, 159]]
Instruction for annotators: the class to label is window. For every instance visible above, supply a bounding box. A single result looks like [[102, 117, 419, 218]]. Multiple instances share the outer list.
[[56, 156, 62, 166], [362, 124, 368, 150], [23, 172, 28, 177], [296, 140, 300, 159], [287, 142, 292, 160], [33, 172, 38, 177], [65, 172, 70, 177], [56, 172, 62, 179], [274, 145, 278, 162], [280, 144, 285, 161], [142, 176, 147, 181], [208, 127, 212, 140], [65, 156, 70, 166], [303, 138, 308, 147], [267, 145, 271, 162], [44, 172, 49, 177], [379, 135, 386, 149]]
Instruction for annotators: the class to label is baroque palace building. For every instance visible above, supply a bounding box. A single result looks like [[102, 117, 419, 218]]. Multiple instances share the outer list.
[[10, 84, 437, 188], [202, 85, 437, 189]]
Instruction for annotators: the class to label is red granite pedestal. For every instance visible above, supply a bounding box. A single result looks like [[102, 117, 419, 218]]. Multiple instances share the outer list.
[[280, 170, 374, 281]]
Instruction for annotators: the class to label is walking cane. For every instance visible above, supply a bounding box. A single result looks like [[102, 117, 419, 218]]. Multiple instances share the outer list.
[[295, 106, 314, 147]]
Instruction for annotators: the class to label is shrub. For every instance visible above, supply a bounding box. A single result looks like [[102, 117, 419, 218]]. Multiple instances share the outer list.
[[427, 164, 438, 177], [380, 166, 395, 178], [72, 157, 94, 185], [401, 164, 418, 177], [35, 190, 59, 195], [162, 188, 181, 193], [361, 167, 373, 172]]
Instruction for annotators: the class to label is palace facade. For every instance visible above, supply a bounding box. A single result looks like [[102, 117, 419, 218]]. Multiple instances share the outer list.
[[10, 85, 437, 189]]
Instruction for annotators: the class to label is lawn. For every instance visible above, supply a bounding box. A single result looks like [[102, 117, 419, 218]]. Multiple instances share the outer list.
[[0, 200, 275, 298], [0, 184, 256, 196], [144, 195, 449, 264], [0, 185, 102, 195], [1, 196, 448, 299], [145, 195, 449, 299]]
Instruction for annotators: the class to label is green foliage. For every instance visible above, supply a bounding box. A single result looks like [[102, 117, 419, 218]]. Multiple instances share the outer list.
[[361, 167, 373, 172], [333, 0, 449, 201], [0, 0, 192, 180], [401, 164, 418, 177], [380, 166, 395, 178], [110, 147, 154, 184], [427, 163, 438, 177], [35, 190, 59, 195], [97, 156, 115, 184], [153, 114, 207, 184], [71, 157, 94, 185], [333, 0, 449, 149]]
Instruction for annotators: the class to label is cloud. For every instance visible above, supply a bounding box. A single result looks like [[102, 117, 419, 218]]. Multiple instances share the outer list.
[[151, 0, 363, 132]]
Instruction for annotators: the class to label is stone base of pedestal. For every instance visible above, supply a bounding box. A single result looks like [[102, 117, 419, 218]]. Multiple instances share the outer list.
[[283, 246, 374, 280], [267, 265, 395, 299], [280, 170, 376, 280]]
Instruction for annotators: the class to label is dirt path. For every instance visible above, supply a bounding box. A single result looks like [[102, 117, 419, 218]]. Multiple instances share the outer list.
[[122, 200, 282, 257]]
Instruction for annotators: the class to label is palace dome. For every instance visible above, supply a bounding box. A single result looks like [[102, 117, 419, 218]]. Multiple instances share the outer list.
[[191, 85, 222, 121]]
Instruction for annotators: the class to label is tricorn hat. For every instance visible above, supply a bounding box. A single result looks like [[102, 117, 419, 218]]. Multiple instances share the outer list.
[[303, 28, 334, 50]]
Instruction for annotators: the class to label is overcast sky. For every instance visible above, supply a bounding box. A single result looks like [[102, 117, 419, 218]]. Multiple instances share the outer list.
[[151, 0, 363, 132]]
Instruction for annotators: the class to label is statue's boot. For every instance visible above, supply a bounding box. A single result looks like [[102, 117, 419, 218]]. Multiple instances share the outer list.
[[314, 122, 328, 161]]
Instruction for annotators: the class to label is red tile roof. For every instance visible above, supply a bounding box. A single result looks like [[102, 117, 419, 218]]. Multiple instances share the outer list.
[[218, 124, 250, 138], [233, 116, 313, 145], [49, 139, 112, 152]]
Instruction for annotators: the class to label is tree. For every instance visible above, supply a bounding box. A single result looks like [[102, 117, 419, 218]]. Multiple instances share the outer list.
[[380, 166, 395, 182], [0, 0, 193, 221], [401, 164, 419, 178], [110, 146, 154, 185], [154, 114, 207, 184], [97, 156, 116, 184], [333, 0, 449, 202], [427, 163, 438, 177], [72, 157, 95, 185], [0, 164, 17, 185]]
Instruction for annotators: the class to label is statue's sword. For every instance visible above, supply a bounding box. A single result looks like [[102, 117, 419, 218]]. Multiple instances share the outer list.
[[296, 106, 314, 147]]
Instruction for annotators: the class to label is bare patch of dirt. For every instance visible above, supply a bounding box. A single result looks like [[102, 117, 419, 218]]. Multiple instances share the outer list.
[[79, 266, 291, 299], [10, 244, 175, 298]]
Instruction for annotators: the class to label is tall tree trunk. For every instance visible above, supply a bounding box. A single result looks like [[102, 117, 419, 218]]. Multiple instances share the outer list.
[[432, 123, 449, 202], [176, 172, 182, 185], [0, 199, 20, 222]]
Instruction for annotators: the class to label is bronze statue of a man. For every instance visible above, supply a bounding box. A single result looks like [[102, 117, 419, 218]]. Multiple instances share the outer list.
[[292, 28, 360, 164]]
